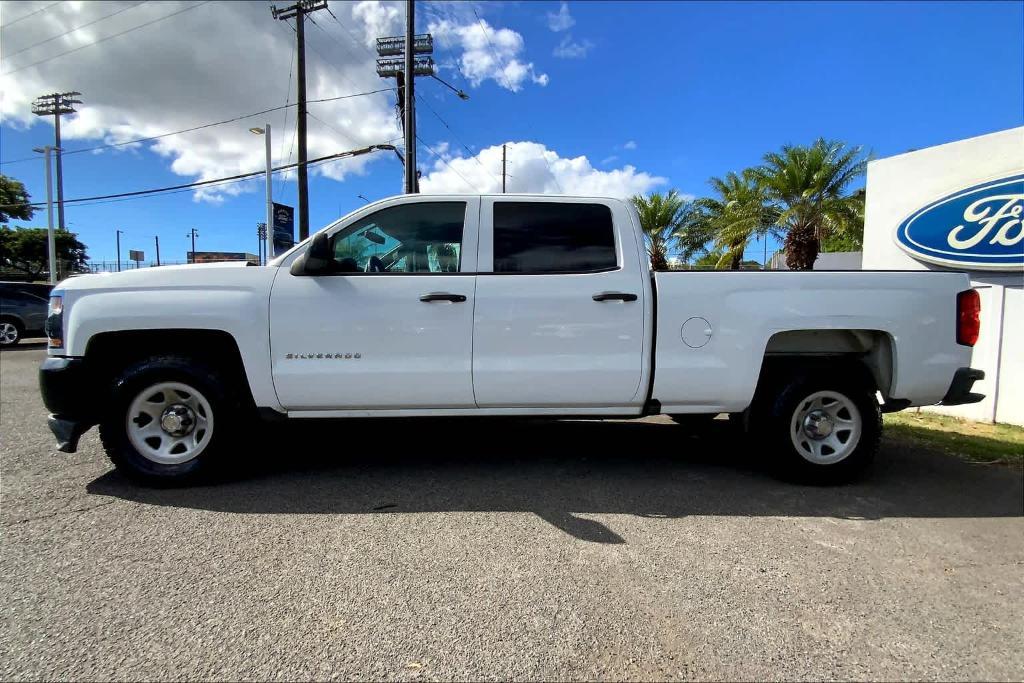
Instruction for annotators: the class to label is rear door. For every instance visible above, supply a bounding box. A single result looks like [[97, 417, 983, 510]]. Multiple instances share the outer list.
[[472, 198, 647, 409], [270, 197, 479, 410]]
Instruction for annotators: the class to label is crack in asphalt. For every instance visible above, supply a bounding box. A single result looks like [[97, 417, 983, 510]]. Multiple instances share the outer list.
[[4, 499, 118, 526]]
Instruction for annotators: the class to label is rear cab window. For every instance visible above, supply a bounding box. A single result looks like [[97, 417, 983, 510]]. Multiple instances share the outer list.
[[492, 202, 617, 274]]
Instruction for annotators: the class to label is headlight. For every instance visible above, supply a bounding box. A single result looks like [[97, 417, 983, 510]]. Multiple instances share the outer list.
[[46, 295, 63, 349]]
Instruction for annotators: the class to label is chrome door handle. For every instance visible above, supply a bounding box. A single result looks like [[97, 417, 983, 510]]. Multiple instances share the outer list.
[[420, 292, 467, 303], [592, 292, 638, 302]]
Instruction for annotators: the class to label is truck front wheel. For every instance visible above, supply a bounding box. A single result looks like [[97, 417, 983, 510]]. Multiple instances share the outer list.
[[759, 371, 881, 483], [99, 356, 240, 484]]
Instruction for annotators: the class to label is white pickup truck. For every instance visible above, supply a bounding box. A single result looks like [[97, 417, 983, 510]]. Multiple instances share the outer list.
[[40, 194, 984, 483]]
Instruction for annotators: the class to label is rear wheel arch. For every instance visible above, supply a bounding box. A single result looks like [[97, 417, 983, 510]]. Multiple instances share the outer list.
[[757, 328, 895, 398]]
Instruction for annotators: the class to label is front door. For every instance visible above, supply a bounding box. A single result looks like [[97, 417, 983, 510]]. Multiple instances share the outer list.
[[270, 197, 479, 410], [472, 198, 647, 408]]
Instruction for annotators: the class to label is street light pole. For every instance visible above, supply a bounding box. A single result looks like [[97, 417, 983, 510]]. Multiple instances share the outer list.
[[250, 125, 274, 259], [116, 229, 123, 273], [155, 235, 161, 267], [32, 147, 58, 283]]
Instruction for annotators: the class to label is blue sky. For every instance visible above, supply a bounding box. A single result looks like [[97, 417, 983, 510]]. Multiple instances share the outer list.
[[1, 0, 1022, 264]]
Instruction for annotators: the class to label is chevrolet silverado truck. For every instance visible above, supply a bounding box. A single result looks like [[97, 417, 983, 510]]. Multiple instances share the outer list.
[[39, 194, 984, 483]]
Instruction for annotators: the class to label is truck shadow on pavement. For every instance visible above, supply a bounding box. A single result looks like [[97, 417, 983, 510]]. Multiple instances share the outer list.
[[87, 418, 1024, 544]]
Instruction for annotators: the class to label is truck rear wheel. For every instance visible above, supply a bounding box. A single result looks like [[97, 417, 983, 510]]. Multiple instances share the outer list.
[[99, 355, 240, 484], [758, 370, 881, 483]]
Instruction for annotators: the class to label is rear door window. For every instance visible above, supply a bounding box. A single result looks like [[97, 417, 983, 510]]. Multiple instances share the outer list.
[[492, 202, 616, 274]]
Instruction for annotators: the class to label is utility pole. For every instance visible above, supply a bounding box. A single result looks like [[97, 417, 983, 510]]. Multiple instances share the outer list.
[[186, 228, 199, 262], [116, 229, 123, 273], [155, 236, 161, 267], [502, 144, 507, 193], [32, 92, 81, 232], [403, 0, 416, 194], [272, 1, 327, 241]]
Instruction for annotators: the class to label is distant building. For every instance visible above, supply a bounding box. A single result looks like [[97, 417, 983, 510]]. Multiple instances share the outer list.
[[187, 252, 259, 265]]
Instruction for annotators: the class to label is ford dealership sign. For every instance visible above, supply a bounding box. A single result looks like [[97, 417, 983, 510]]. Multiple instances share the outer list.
[[894, 173, 1024, 270]]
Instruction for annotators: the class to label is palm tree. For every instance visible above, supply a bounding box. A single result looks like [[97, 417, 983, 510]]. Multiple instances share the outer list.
[[700, 170, 780, 270], [753, 139, 867, 270], [631, 190, 690, 270]]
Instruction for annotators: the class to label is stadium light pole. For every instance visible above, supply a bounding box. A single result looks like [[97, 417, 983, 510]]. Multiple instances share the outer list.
[[32, 91, 81, 232]]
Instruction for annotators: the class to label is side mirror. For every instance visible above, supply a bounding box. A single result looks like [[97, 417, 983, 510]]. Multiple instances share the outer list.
[[290, 231, 333, 276]]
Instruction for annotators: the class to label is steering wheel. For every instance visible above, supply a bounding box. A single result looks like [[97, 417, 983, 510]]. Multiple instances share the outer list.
[[365, 256, 385, 273]]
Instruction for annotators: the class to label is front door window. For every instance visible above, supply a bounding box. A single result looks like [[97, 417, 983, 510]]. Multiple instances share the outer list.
[[329, 202, 466, 273]]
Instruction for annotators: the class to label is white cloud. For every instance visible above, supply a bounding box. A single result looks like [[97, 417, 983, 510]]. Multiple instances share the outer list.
[[0, 1, 546, 201], [428, 17, 548, 92], [546, 3, 575, 32], [623, 140, 638, 150], [600, 155, 619, 165], [0, 1, 405, 202], [419, 141, 667, 197], [553, 34, 594, 59]]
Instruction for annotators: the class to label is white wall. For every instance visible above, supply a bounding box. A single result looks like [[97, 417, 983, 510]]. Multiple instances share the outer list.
[[769, 251, 862, 270], [863, 126, 1024, 425]]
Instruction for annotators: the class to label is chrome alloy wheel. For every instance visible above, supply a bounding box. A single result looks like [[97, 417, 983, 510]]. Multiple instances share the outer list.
[[126, 381, 214, 464], [789, 390, 862, 465], [0, 322, 19, 345]]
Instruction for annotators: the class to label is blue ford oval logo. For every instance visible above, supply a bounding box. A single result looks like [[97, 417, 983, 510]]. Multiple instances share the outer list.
[[894, 173, 1024, 271]]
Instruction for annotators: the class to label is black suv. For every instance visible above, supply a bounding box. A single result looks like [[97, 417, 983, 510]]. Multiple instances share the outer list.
[[0, 282, 53, 346]]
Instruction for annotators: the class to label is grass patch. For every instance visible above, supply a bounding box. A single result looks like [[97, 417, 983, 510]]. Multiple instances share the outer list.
[[884, 411, 1024, 467]]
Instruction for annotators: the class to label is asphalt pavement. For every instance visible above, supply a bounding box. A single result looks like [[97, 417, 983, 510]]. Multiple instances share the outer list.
[[1, 345, 1022, 681]]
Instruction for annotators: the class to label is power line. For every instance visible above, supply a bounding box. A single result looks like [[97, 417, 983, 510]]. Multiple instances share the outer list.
[[324, 5, 377, 61], [415, 92, 501, 187], [0, 145, 400, 210], [307, 111, 351, 146], [470, 7, 516, 93], [0, 1, 61, 31], [540, 150, 564, 193], [2, 1, 213, 76], [307, 13, 372, 89], [417, 135, 477, 192], [276, 32, 297, 196], [2, 1, 146, 61], [0, 88, 393, 166]]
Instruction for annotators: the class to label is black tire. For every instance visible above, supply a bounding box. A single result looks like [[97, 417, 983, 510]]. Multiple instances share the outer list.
[[756, 369, 881, 484], [98, 355, 242, 485], [0, 318, 23, 347]]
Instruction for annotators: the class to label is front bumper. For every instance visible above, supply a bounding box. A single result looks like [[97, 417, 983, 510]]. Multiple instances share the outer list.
[[940, 367, 985, 406], [39, 356, 96, 453]]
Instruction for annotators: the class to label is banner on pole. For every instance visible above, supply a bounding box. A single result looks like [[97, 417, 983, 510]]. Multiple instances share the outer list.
[[272, 202, 295, 256]]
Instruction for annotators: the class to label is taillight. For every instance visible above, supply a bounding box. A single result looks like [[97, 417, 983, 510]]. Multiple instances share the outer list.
[[956, 289, 980, 347]]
